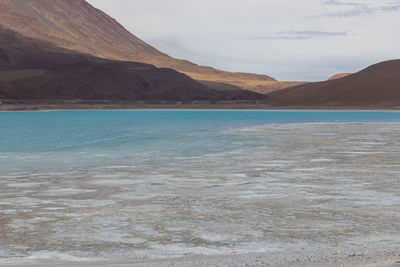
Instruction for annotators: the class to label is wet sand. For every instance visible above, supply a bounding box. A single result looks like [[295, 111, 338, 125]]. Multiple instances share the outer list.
[[1, 123, 400, 266]]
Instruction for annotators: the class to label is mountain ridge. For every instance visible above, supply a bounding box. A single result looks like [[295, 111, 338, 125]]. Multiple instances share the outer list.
[[328, 73, 352, 80], [266, 59, 400, 107], [0, 26, 265, 102], [0, 0, 303, 93]]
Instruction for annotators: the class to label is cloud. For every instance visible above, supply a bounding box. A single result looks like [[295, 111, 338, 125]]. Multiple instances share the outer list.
[[324, 0, 365, 7], [323, 0, 400, 17], [245, 31, 349, 40], [380, 3, 400, 11]]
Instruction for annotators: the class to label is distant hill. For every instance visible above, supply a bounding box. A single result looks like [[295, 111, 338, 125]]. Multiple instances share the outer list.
[[328, 73, 352, 80], [0, 27, 265, 102], [0, 0, 300, 93], [266, 60, 400, 107]]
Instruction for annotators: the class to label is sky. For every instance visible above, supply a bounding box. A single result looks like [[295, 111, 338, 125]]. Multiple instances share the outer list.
[[87, 0, 400, 81]]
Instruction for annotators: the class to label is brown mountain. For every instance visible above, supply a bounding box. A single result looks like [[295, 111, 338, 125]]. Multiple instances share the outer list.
[[266, 60, 400, 107], [328, 73, 352, 80], [0, 0, 300, 93], [0, 26, 265, 102]]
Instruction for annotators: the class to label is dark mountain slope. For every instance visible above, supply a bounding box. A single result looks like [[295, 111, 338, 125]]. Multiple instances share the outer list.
[[0, 27, 265, 102], [266, 60, 400, 107]]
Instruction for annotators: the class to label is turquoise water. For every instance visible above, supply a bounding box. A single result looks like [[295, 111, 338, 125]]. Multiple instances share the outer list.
[[1, 110, 400, 172]]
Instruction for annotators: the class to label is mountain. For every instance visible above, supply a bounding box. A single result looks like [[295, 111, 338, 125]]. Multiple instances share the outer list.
[[266, 60, 400, 107], [0, 0, 300, 93], [0, 26, 265, 102], [328, 73, 352, 80]]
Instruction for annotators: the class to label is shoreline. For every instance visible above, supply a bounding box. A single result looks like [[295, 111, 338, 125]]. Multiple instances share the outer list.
[[1, 103, 400, 111]]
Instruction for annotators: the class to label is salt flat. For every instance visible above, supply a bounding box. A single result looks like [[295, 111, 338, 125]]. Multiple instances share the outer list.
[[1, 118, 400, 266]]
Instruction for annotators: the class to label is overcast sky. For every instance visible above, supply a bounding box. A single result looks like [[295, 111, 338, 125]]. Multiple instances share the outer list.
[[87, 0, 400, 81]]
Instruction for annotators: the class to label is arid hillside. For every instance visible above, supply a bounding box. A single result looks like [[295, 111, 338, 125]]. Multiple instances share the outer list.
[[328, 73, 352, 80], [0, 27, 265, 102], [0, 0, 301, 93], [266, 60, 400, 107]]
